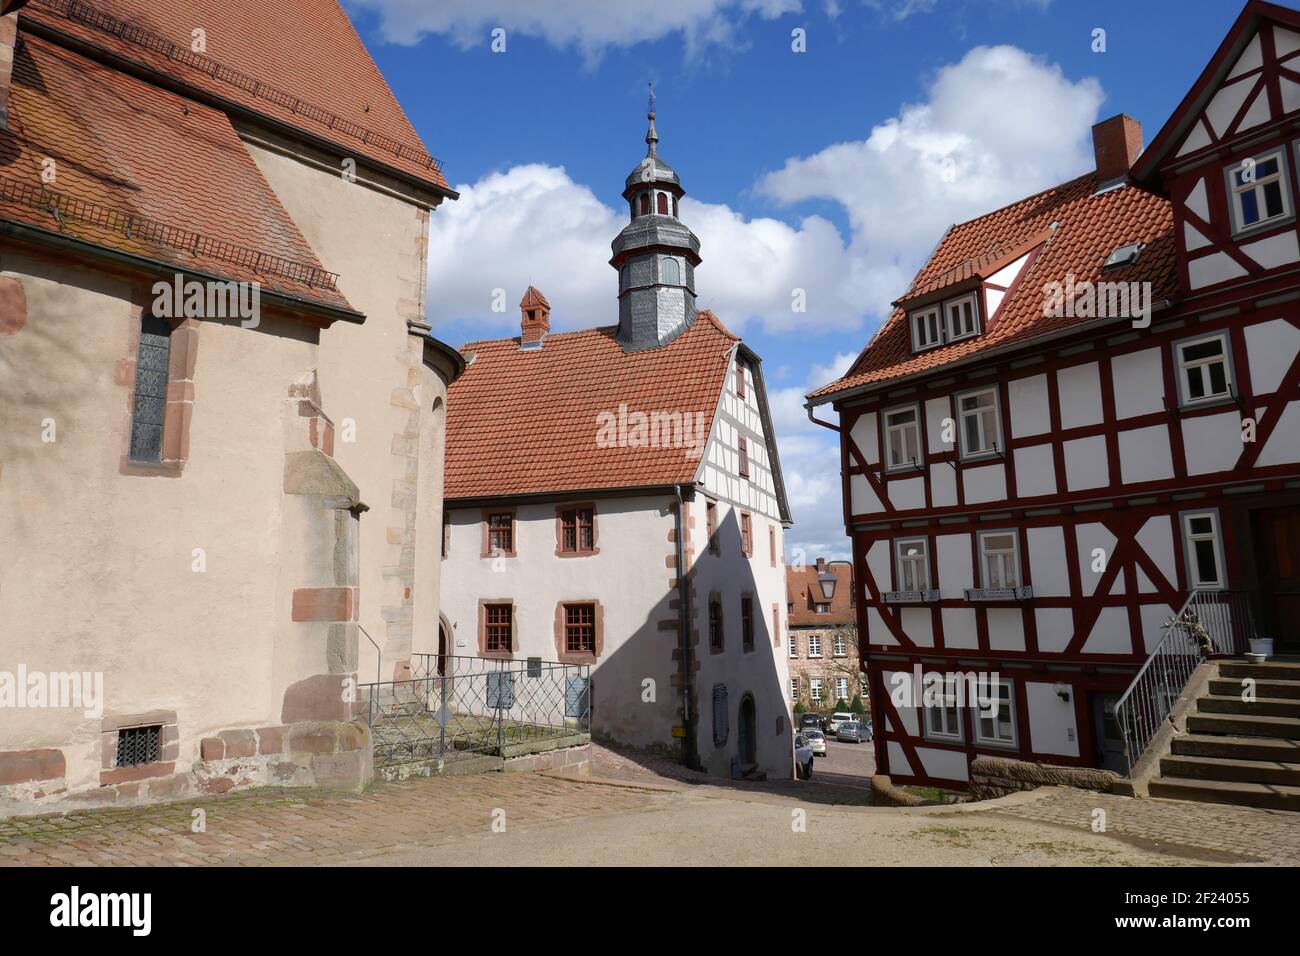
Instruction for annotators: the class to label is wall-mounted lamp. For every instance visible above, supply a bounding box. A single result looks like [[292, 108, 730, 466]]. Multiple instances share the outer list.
[[1054, 682, 1071, 702]]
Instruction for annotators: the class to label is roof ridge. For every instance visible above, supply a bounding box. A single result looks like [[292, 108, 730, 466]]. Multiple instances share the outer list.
[[947, 169, 1097, 233]]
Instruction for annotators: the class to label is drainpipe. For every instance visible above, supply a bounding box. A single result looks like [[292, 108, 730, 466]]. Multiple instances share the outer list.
[[674, 483, 699, 770]]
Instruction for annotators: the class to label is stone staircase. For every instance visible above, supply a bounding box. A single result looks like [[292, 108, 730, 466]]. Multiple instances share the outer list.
[[1148, 659, 1300, 811]]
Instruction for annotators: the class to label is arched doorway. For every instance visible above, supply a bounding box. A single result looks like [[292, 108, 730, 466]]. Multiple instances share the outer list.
[[737, 693, 757, 768]]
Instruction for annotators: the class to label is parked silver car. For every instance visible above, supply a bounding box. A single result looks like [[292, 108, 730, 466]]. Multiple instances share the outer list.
[[803, 729, 828, 756], [836, 721, 866, 743], [793, 733, 815, 779]]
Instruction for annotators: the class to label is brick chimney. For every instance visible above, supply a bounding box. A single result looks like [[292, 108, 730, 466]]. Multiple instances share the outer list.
[[815, 557, 826, 574], [519, 286, 550, 347], [0, 6, 22, 132], [1091, 114, 1143, 182]]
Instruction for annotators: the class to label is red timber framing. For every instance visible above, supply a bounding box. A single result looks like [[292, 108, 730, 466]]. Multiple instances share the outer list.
[[837, 297, 1300, 785], [840, 304, 1300, 525]]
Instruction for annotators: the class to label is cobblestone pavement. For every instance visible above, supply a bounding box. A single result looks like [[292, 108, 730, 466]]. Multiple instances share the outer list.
[[0, 771, 669, 867], [587, 742, 871, 805], [986, 787, 1300, 866], [1, 752, 1297, 866]]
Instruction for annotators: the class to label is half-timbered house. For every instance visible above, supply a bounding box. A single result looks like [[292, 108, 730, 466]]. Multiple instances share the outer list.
[[806, 0, 1300, 794]]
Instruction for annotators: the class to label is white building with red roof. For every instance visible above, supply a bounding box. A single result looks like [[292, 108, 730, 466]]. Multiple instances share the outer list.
[[808, 0, 1300, 806], [441, 107, 796, 780]]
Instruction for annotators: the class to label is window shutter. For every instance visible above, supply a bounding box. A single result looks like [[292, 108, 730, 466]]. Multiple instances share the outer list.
[[564, 674, 590, 718], [487, 671, 515, 709], [712, 683, 729, 746]]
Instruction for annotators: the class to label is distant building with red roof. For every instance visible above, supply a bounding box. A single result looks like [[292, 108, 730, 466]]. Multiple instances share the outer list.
[[785, 558, 865, 711], [808, 1, 1300, 802], [0, 0, 462, 810], [441, 105, 796, 780]]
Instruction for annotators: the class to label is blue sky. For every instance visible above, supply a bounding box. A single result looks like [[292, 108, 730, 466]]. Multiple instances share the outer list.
[[342, 0, 1248, 560]]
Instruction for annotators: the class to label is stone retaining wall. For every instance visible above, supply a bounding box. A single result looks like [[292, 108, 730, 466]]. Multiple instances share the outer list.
[[969, 756, 1119, 801]]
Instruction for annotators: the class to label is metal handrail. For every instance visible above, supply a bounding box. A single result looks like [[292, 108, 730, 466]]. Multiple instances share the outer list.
[[1114, 589, 1261, 774]]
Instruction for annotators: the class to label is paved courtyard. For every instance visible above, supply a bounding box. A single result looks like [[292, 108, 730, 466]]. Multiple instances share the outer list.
[[0, 745, 1295, 866]]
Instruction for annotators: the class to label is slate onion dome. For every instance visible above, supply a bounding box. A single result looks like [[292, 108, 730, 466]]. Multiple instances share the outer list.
[[610, 85, 702, 352]]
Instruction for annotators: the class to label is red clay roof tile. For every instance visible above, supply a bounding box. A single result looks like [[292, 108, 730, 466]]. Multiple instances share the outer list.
[[1, 32, 354, 313], [808, 172, 1177, 401], [21, 0, 448, 193], [786, 562, 854, 627], [446, 313, 738, 500]]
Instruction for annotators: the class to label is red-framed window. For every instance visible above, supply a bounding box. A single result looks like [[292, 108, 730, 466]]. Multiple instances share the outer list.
[[559, 507, 595, 553], [564, 603, 596, 654], [709, 598, 723, 652], [487, 513, 513, 553], [738, 436, 750, 478], [740, 512, 752, 557], [736, 361, 747, 400], [706, 499, 719, 555], [485, 604, 513, 652], [741, 597, 754, 651]]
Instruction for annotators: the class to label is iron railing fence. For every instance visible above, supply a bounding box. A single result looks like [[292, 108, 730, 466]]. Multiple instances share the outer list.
[[357, 654, 590, 768], [1115, 590, 1261, 774]]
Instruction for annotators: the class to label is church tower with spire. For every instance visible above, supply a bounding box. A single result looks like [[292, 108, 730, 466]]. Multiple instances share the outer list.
[[610, 87, 702, 352]]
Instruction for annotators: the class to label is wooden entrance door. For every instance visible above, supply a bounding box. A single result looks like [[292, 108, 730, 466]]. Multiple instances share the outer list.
[[1252, 507, 1300, 654]]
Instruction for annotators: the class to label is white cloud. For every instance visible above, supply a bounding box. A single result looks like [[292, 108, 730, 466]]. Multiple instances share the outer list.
[[425, 163, 869, 335], [346, 0, 801, 59], [759, 44, 1103, 284]]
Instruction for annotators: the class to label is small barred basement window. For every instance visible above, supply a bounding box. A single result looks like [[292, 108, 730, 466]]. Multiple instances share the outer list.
[[115, 724, 163, 767]]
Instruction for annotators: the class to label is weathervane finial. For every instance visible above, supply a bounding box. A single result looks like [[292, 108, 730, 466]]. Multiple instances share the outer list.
[[645, 82, 659, 156]]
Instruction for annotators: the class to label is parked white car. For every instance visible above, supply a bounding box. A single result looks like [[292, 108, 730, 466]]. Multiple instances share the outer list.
[[828, 711, 854, 734]]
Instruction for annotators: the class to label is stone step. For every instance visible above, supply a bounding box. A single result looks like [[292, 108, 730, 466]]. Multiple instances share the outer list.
[[1148, 776, 1300, 812], [1159, 753, 1300, 786], [1219, 660, 1300, 681], [1196, 695, 1300, 719], [1172, 733, 1300, 763], [1186, 712, 1300, 739], [1209, 677, 1300, 700]]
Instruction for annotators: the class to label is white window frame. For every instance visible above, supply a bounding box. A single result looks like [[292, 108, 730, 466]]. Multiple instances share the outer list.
[[943, 291, 980, 342], [1181, 510, 1226, 590], [922, 675, 963, 743], [910, 305, 943, 352], [978, 530, 1021, 591], [832, 633, 847, 657], [956, 386, 1002, 459], [810, 678, 823, 702], [790, 677, 799, 703], [973, 678, 1017, 749], [808, 634, 822, 658], [894, 537, 931, 593], [815, 602, 830, 614], [1225, 148, 1293, 236], [1174, 332, 1234, 407], [883, 403, 923, 471], [835, 677, 849, 702], [789, 636, 798, 659]]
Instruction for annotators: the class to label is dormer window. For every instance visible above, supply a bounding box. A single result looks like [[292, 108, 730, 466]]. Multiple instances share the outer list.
[[943, 292, 980, 342], [911, 305, 942, 351], [1227, 149, 1291, 235]]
